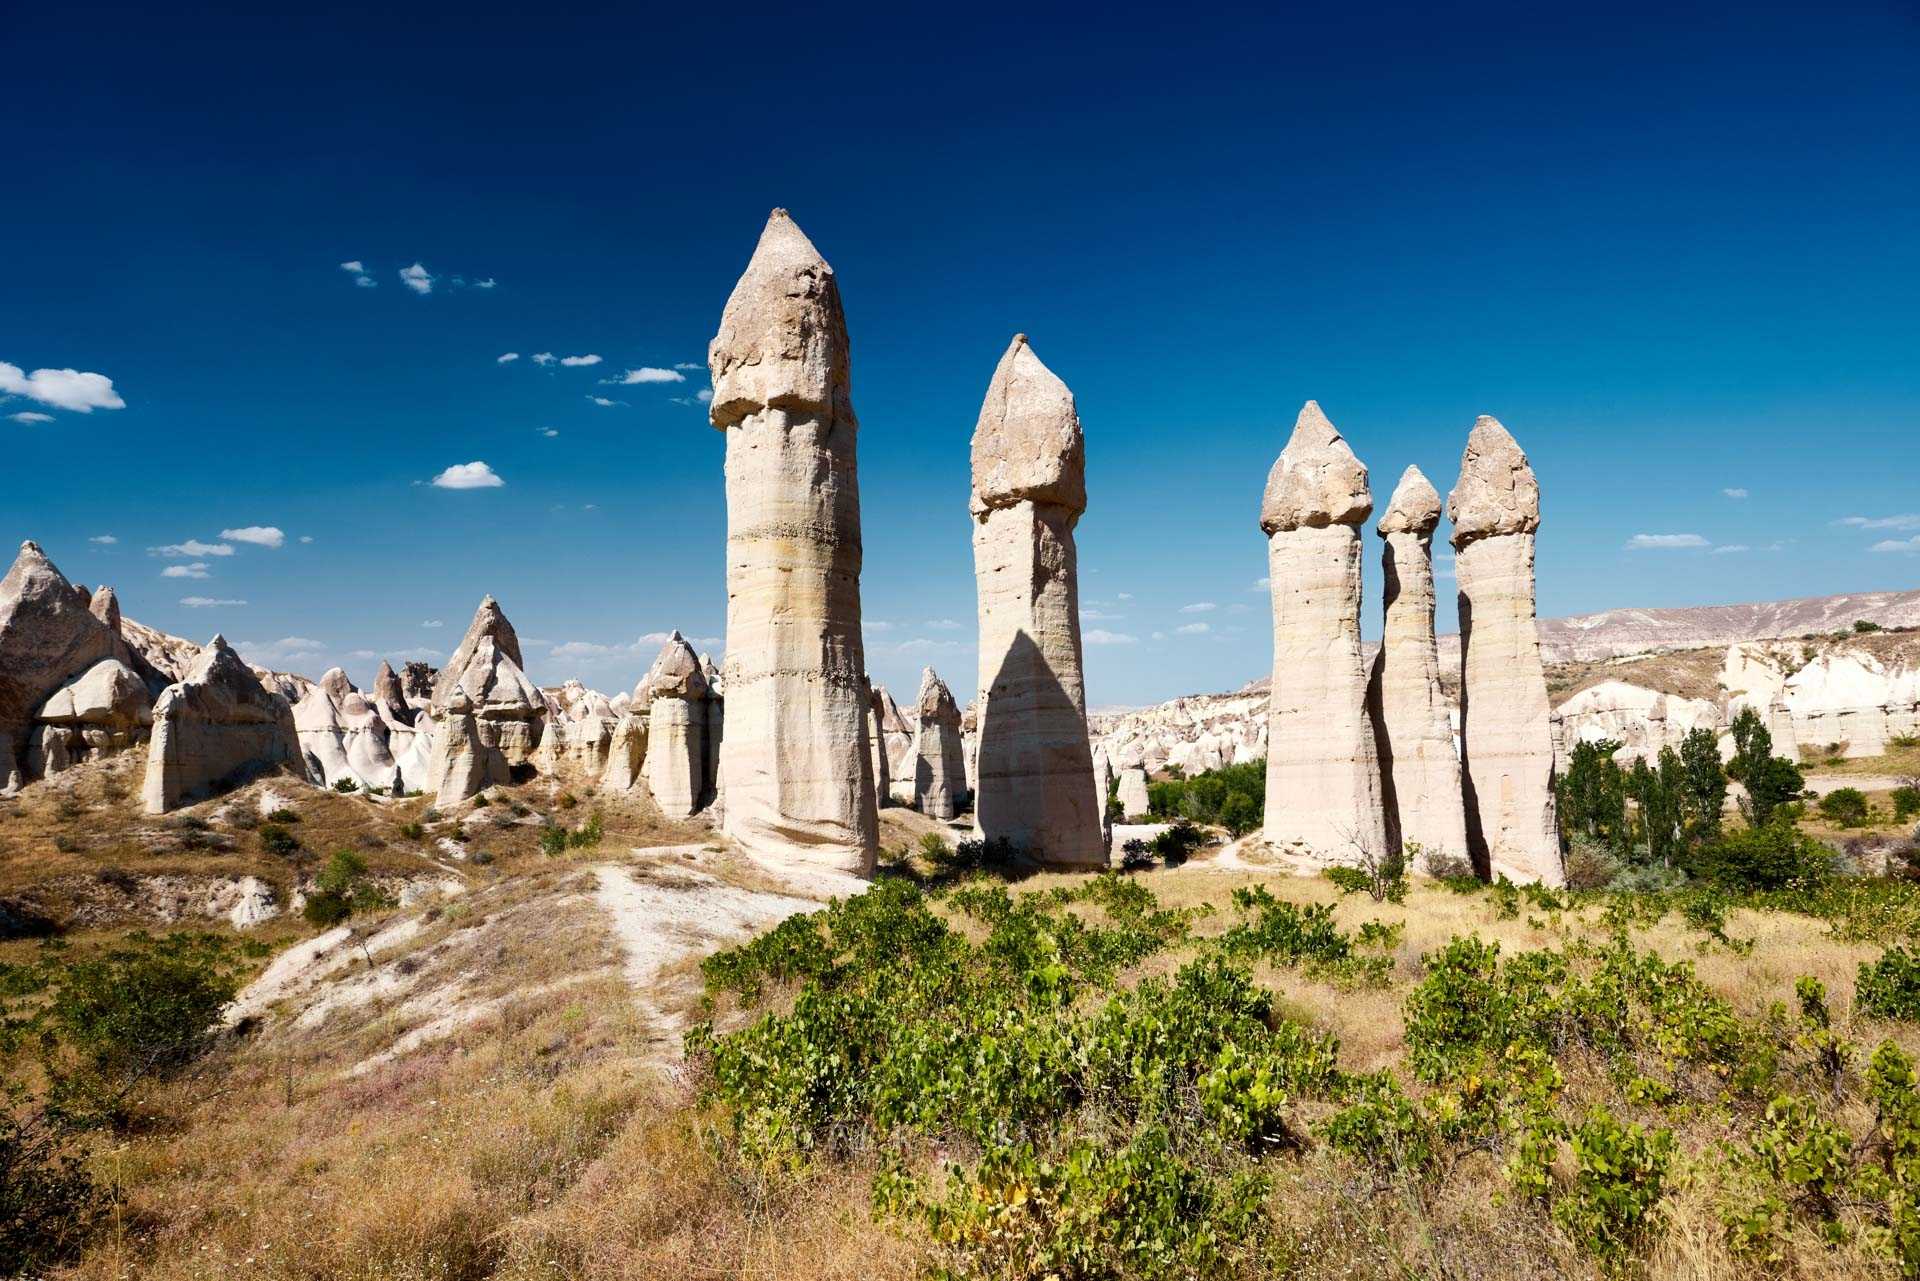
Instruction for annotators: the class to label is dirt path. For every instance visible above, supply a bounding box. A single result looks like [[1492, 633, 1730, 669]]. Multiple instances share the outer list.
[[591, 852, 821, 1062]]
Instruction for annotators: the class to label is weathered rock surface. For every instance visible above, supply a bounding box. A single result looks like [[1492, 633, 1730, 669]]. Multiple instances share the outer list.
[[426, 598, 544, 805], [1367, 466, 1468, 872], [1258, 402, 1387, 866], [1092, 745, 1113, 849], [645, 633, 711, 819], [867, 683, 891, 811], [1, 542, 124, 781], [709, 209, 878, 872], [142, 635, 301, 813], [910, 667, 967, 820], [970, 335, 1103, 866], [1117, 766, 1151, 821], [1449, 416, 1562, 885]]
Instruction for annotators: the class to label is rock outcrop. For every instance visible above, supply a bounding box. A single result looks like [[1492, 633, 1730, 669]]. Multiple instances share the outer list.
[[1449, 416, 1562, 885], [873, 684, 916, 801], [645, 633, 711, 819], [30, 658, 151, 775], [970, 335, 1103, 866], [909, 667, 967, 820], [1117, 766, 1150, 821], [425, 597, 545, 805], [1092, 745, 1113, 848], [867, 683, 892, 811], [0, 541, 124, 782], [1258, 402, 1387, 866], [1367, 466, 1469, 872], [599, 665, 652, 796], [709, 209, 878, 873], [142, 636, 301, 813]]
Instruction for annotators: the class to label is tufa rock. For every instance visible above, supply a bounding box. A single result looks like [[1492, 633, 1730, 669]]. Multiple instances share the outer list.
[[141, 635, 301, 813], [910, 667, 967, 821]]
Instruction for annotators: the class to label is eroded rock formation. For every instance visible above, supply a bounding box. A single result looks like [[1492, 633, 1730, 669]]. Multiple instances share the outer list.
[[1258, 402, 1387, 866], [1, 541, 124, 782], [142, 635, 300, 813], [1117, 766, 1150, 821], [709, 209, 878, 872], [970, 335, 1102, 866], [910, 667, 967, 820], [1367, 466, 1469, 872], [425, 597, 544, 805], [646, 633, 711, 819], [1449, 416, 1563, 885]]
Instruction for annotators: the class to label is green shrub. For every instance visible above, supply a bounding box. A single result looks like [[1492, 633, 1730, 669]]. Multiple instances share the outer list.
[[538, 825, 568, 858], [331, 777, 361, 793], [0, 1093, 109, 1274], [1682, 824, 1833, 890], [1146, 759, 1265, 828], [398, 821, 425, 841], [1818, 787, 1870, 828], [302, 849, 393, 927], [266, 807, 300, 824], [1892, 785, 1920, 821], [1149, 820, 1207, 866], [566, 812, 604, 849], [1860, 946, 1920, 1021], [257, 822, 300, 857], [1554, 1108, 1676, 1265]]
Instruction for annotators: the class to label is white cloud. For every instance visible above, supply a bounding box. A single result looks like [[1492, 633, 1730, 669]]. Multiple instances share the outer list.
[[867, 620, 895, 633], [560, 354, 603, 367], [1117, 592, 1133, 601], [399, 263, 434, 295], [923, 618, 961, 631], [1722, 488, 1749, 499], [421, 620, 444, 628], [673, 362, 703, 370], [1871, 536, 1920, 554], [179, 596, 246, 607], [472, 279, 496, 289], [586, 396, 622, 407], [220, 525, 285, 548], [0, 361, 126, 412], [1080, 607, 1122, 621], [538, 427, 559, 438], [1249, 577, 1270, 592], [162, 563, 211, 579], [1710, 545, 1750, 555], [696, 388, 713, 404], [1837, 514, 1920, 531], [1625, 533, 1709, 549], [608, 366, 685, 385], [1175, 622, 1211, 635], [497, 352, 520, 364], [151, 539, 234, 557], [9, 411, 53, 424], [1084, 629, 1138, 646], [89, 534, 117, 545], [339, 260, 375, 288], [532, 352, 557, 366], [298, 535, 314, 544], [430, 461, 504, 490], [238, 636, 327, 665], [637, 631, 675, 646], [1179, 601, 1216, 614]]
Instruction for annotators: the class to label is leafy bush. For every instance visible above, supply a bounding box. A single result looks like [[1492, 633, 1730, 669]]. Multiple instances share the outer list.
[[265, 807, 300, 824], [1145, 759, 1265, 828], [567, 812, 604, 849], [1554, 1108, 1676, 1265], [538, 825, 568, 858], [1893, 784, 1920, 821], [1817, 787, 1870, 828], [1682, 823, 1833, 891], [257, 822, 300, 856], [0, 1093, 109, 1274], [331, 777, 361, 793], [1149, 820, 1207, 866], [302, 850, 393, 927], [398, 821, 425, 841], [1860, 946, 1920, 1021]]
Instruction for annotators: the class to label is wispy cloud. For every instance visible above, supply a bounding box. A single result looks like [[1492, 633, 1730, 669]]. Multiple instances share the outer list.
[[339, 260, 375, 288], [1081, 607, 1123, 621], [220, 525, 284, 548], [89, 534, 116, 545], [239, 636, 327, 665], [1625, 533, 1710, 550], [559, 354, 602, 367], [607, 367, 685, 385], [1837, 514, 1920, 531], [673, 362, 703, 371], [1710, 545, 1750, 555], [430, 461, 504, 490], [923, 618, 962, 631], [179, 596, 246, 607], [1722, 487, 1749, 499], [497, 352, 520, 364], [421, 620, 444, 628], [1179, 601, 1217, 614], [1117, 592, 1134, 601], [151, 539, 233, 558], [1871, 536, 1920, 555], [298, 535, 314, 544], [532, 352, 557, 367], [162, 563, 211, 579], [537, 427, 559, 438], [9, 411, 53, 424], [1084, 629, 1139, 646], [1175, 622, 1211, 635], [398, 263, 434, 295], [1249, 577, 1270, 592], [586, 396, 623, 407], [1, 360, 126, 412]]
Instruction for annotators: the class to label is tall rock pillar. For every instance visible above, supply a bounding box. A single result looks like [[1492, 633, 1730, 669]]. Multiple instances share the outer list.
[[1448, 416, 1563, 885], [970, 335, 1103, 866], [1258, 402, 1388, 865], [709, 209, 878, 874], [645, 634, 710, 820], [910, 666, 967, 820], [1367, 466, 1470, 871]]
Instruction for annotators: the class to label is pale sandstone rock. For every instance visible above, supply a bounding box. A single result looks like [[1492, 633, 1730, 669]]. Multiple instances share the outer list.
[[425, 598, 544, 803], [646, 633, 710, 819], [709, 210, 878, 872], [142, 635, 301, 813], [867, 682, 891, 810], [1092, 745, 1114, 850], [1367, 466, 1469, 872], [0, 541, 124, 782], [970, 335, 1102, 866], [1117, 766, 1151, 821], [425, 692, 506, 808], [1449, 416, 1562, 885], [874, 684, 916, 783], [1259, 402, 1387, 866], [910, 667, 967, 820]]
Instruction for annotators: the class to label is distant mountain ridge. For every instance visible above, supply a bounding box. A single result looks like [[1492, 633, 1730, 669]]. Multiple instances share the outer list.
[[1530, 587, 1920, 662]]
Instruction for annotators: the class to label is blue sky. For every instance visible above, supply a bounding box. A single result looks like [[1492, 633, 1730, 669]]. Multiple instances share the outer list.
[[3, 2, 1916, 708]]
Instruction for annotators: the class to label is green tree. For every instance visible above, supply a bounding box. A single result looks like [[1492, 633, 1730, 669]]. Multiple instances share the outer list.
[[1817, 787, 1870, 828], [1726, 707, 1804, 826], [1558, 738, 1630, 854], [1629, 751, 1686, 865], [303, 849, 395, 926], [1678, 727, 1729, 839]]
